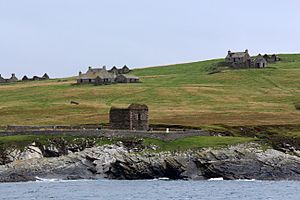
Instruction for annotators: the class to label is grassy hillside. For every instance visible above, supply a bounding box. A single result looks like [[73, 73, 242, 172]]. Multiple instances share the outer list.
[[0, 54, 300, 127]]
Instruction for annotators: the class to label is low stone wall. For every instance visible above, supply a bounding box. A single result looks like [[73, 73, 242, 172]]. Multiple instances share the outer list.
[[6, 125, 103, 131], [0, 129, 213, 141]]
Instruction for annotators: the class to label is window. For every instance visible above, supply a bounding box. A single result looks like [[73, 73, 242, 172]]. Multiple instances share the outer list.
[[138, 114, 142, 121]]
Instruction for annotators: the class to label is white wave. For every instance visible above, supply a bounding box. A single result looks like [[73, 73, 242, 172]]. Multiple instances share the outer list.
[[235, 179, 256, 182], [208, 177, 224, 181], [35, 177, 61, 182]]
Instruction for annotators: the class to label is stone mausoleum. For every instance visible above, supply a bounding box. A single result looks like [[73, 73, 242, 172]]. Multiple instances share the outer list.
[[109, 104, 149, 131]]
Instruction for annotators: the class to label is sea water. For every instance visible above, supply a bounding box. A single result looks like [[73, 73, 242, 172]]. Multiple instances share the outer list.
[[0, 179, 299, 200]]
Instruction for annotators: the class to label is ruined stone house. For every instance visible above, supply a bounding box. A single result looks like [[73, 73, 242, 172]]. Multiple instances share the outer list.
[[225, 50, 280, 68], [77, 66, 116, 85], [109, 104, 149, 130], [9, 73, 18, 82], [0, 74, 18, 83], [254, 54, 268, 68], [225, 50, 251, 68]]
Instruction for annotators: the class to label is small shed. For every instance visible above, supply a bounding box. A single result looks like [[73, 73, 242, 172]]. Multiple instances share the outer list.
[[109, 104, 149, 130]]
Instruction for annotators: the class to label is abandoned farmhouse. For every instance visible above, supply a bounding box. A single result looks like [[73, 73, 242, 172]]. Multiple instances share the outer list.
[[77, 66, 140, 85], [225, 50, 280, 68], [109, 104, 149, 131]]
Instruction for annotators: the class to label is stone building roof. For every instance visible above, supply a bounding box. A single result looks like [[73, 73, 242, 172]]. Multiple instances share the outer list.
[[255, 54, 267, 62], [230, 52, 248, 58]]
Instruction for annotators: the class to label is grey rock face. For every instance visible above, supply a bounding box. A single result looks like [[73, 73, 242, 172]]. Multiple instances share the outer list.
[[1, 143, 300, 182]]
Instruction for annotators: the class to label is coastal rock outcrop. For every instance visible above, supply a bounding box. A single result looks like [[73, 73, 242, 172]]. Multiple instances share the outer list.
[[1, 143, 300, 182]]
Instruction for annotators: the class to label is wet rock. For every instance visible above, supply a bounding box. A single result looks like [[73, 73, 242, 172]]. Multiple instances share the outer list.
[[1, 143, 300, 182]]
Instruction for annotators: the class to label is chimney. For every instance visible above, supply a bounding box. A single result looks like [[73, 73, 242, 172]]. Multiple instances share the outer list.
[[228, 50, 231, 57], [103, 65, 106, 70], [79, 71, 82, 76]]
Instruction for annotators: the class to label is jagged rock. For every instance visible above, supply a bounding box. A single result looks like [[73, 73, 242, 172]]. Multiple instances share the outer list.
[[1, 143, 300, 182]]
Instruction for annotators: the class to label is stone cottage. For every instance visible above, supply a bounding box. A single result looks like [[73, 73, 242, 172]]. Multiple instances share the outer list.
[[253, 54, 268, 68], [109, 104, 149, 130], [225, 50, 251, 68]]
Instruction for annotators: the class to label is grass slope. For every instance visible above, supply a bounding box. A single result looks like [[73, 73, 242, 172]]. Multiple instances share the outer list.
[[0, 54, 300, 127], [143, 136, 256, 152]]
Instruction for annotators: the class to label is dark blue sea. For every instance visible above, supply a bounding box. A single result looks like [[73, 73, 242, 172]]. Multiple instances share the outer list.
[[0, 179, 299, 200]]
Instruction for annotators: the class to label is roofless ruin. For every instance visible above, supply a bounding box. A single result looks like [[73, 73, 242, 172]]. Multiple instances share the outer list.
[[109, 104, 149, 131]]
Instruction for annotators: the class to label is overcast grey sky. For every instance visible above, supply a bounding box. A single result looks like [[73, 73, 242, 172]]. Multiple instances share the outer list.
[[0, 0, 299, 78]]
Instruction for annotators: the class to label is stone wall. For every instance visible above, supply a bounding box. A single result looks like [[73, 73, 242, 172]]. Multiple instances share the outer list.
[[109, 104, 149, 131], [0, 129, 212, 141]]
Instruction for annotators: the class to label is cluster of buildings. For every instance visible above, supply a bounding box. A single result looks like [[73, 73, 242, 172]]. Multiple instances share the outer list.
[[77, 66, 140, 85], [0, 73, 50, 84], [225, 50, 280, 68], [22, 73, 50, 81]]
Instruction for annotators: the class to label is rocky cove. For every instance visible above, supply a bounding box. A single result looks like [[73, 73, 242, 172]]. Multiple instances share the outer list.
[[1, 137, 300, 182]]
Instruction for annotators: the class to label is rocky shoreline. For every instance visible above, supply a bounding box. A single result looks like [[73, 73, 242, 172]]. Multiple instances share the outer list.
[[1, 142, 300, 182]]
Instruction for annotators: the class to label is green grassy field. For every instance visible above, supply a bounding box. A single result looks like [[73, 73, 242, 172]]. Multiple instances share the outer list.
[[0, 54, 300, 127], [143, 136, 256, 152]]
